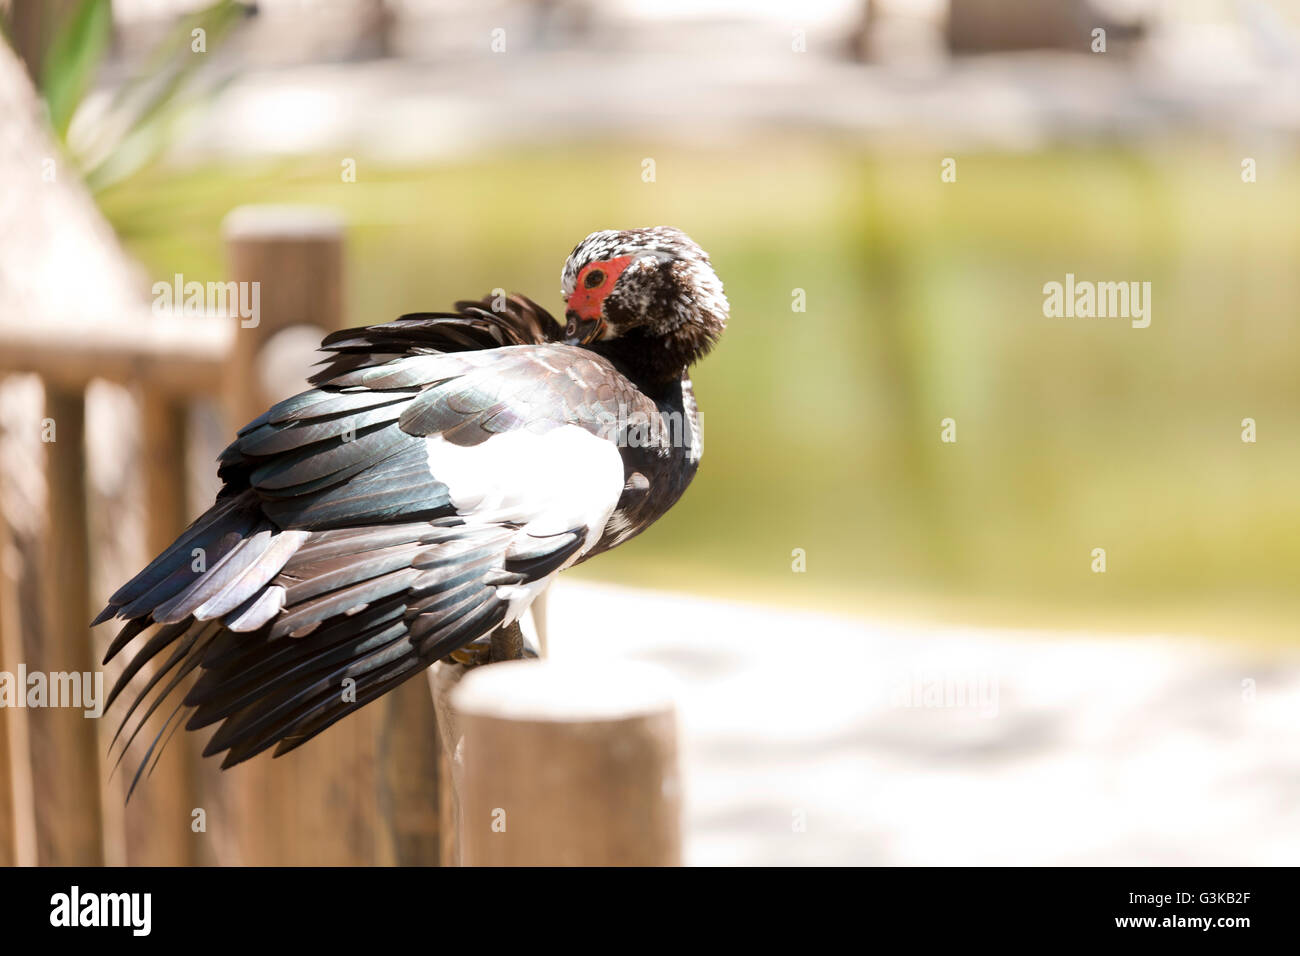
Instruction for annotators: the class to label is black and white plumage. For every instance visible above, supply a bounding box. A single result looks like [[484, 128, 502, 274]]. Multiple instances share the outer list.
[[96, 227, 727, 786]]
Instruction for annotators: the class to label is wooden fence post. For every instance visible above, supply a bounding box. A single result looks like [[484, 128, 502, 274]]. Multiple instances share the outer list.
[[30, 387, 104, 865], [115, 392, 202, 866], [220, 205, 441, 865], [0, 465, 18, 867], [222, 205, 354, 865], [429, 661, 468, 866], [0, 377, 45, 868], [0, 502, 28, 867], [224, 205, 345, 417], [375, 670, 442, 865], [453, 660, 682, 867], [0, 696, 12, 866]]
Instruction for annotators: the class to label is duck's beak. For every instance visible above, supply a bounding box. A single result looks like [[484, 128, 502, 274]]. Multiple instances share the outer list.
[[563, 308, 606, 346]]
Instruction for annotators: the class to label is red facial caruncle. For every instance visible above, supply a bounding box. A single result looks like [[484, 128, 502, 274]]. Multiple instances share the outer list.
[[564, 255, 636, 343]]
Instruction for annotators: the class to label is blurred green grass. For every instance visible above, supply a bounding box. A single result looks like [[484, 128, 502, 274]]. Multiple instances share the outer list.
[[98, 142, 1300, 641]]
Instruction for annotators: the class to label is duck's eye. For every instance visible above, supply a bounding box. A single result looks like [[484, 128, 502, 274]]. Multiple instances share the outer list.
[[584, 269, 605, 290]]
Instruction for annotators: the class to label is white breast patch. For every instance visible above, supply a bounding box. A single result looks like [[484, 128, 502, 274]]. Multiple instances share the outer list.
[[426, 424, 623, 537], [423, 425, 625, 623]]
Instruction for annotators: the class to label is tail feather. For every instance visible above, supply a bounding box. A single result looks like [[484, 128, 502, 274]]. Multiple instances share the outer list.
[[100, 518, 533, 777]]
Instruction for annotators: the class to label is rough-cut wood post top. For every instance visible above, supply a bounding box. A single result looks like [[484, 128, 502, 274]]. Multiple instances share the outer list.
[[453, 660, 683, 867], [452, 659, 681, 723], [222, 205, 345, 241]]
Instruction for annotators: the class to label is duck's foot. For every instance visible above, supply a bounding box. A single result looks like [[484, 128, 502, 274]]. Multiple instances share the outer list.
[[445, 621, 536, 667]]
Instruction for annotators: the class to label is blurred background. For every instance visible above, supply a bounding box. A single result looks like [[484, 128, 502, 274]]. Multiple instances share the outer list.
[[0, 0, 1297, 866]]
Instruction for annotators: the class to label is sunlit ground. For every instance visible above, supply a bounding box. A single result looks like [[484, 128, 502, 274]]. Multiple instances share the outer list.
[[97, 140, 1300, 643], [547, 579, 1299, 866]]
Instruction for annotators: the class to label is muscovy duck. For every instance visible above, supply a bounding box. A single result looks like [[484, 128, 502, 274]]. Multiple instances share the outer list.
[[94, 226, 727, 784]]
